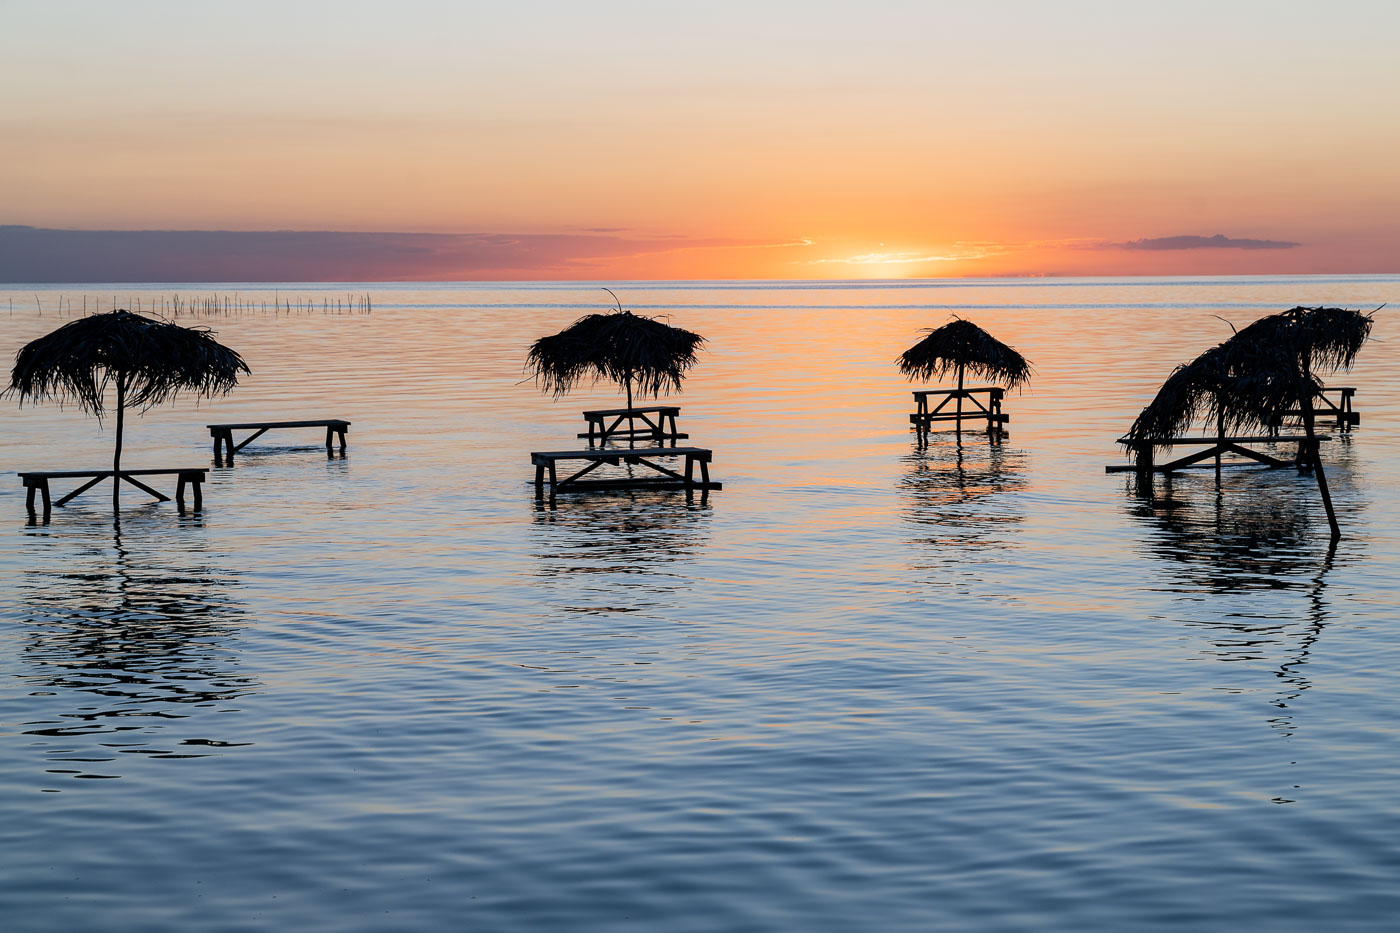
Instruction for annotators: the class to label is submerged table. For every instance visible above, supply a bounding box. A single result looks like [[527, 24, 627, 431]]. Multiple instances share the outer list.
[[19, 468, 207, 520], [1106, 434, 1328, 476], [209, 419, 350, 461], [910, 388, 1008, 437], [531, 446, 720, 498]]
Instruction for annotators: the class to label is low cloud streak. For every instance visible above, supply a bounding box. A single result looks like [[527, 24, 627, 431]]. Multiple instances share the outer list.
[[0, 226, 776, 283], [1118, 234, 1301, 251]]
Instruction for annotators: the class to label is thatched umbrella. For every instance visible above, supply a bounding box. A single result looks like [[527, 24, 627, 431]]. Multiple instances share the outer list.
[[7, 309, 248, 509], [898, 317, 1032, 435], [1123, 306, 1372, 538], [526, 289, 705, 410]]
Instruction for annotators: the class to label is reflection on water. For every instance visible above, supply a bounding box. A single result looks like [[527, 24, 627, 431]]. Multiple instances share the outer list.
[[15, 516, 255, 781], [900, 437, 1026, 582], [530, 490, 712, 613], [1127, 476, 1323, 593], [1125, 473, 1344, 751]]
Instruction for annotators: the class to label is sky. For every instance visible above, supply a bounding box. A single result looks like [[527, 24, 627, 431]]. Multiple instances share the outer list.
[[2, 1, 1398, 281]]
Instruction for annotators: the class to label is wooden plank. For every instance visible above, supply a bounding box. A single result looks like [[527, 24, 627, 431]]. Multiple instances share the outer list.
[[1113, 434, 1327, 445], [121, 473, 172, 502], [578, 430, 689, 439], [531, 446, 711, 461], [20, 468, 208, 479], [549, 477, 722, 491], [580, 406, 680, 418], [53, 474, 107, 506], [207, 419, 350, 430], [912, 387, 1003, 398], [912, 412, 1010, 421]]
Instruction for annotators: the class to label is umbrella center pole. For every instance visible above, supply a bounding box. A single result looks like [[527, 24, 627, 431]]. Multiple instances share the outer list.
[[112, 375, 126, 510], [955, 367, 964, 440]]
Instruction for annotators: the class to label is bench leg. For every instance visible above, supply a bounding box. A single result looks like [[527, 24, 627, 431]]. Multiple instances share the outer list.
[[176, 474, 203, 512], [338, 427, 347, 453], [700, 459, 711, 485], [685, 455, 695, 485], [24, 480, 51, 523], [214, 428, 234, 463], [534, 463, 545, 499]]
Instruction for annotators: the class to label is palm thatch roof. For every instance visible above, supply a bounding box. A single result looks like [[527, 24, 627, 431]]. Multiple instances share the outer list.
[[526, 291, 705, 403], [1123, 306, 1372, 447], [897, 317, 1032, 388], [8, 309, 248, 416]]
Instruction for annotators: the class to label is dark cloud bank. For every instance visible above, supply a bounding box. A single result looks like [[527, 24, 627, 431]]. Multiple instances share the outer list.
[[1118, 233, 1300, 251], [0, 226, 719, 283]]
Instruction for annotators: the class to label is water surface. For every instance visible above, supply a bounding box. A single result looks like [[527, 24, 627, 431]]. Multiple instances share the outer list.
[[2, 277, 1399, 931]]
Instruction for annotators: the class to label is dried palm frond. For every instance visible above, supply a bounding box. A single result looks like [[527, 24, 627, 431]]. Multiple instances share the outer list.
[[897, 317, 1032, 388], [526, 290, 705, 407], [8, 309, 248, 417]]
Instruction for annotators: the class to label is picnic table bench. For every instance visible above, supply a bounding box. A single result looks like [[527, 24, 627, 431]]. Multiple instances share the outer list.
[[209, 419, 349, 461], [1106, 434, 1328, 476], [910, 387, 1008, 437], [1269, 387, 1359, 429], [579, 406, 687, 446], [531, 446, 720, 498], [19, 468, 207, 520]]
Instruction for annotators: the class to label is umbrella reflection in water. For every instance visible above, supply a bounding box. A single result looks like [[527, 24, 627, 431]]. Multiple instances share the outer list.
[[1124, 471, 1357, 749], [15, 516, 255, 782], [899, 436, 1026, 589], [524, 491, 714, 701]]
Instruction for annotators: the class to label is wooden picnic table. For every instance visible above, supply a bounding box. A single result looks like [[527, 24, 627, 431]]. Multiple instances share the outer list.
[[19, 468, 207, 520], [910, 387, 1008, 437], [1106, 434, 1329, 476], [1270, 387, 1359, 429], [531, 446, 719, 498], [579, 406, 687, 446], [209, 419, 349, 461]]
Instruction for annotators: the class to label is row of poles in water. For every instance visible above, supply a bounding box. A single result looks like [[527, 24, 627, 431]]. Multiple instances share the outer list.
[[11, 292, 373, 317]]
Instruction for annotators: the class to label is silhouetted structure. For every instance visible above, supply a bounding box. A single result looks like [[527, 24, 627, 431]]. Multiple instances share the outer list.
[[1118, 306, 1372, 539], [526, 290, 719, 497], [527, 289, 705, 410], [898, 318, 1031, 439], [7, 309, 248, 511]]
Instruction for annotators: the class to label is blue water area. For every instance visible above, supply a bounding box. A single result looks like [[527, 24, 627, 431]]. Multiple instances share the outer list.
[[2, 277, 1399, 931]]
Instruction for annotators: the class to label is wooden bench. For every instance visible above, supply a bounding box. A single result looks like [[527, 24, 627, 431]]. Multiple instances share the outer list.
[[531, 446, 720, 498], [1269, 387, 1359, 429], [19, 468, 207, 519], [910, 387, 1008, 437], [209, 419, 349, 461], [579, 406, 687, 445], [1105, 434, 1329, 475]]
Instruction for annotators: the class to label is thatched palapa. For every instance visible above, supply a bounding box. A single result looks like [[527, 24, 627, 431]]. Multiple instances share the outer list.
[[898, 318, 1032, 390], [526, 289, 705, 409], [1123, 306, 1373, 539], [7, 309, 249, 509]]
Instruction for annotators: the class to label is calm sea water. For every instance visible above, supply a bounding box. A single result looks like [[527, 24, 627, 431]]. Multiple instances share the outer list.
[[2, 277, 1398, 932]]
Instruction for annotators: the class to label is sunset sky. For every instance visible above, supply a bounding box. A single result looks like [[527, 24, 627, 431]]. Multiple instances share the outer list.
[[3, 1, 1398, 281]]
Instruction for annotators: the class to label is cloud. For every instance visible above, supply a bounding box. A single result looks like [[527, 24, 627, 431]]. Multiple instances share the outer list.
[[1117, 234, 1301, 251], [0, 226, 780, 282]]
